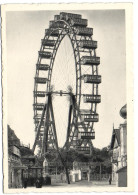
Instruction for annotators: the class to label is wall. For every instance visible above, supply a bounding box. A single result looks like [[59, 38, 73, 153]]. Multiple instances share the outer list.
[[117, 167, 127, 187]]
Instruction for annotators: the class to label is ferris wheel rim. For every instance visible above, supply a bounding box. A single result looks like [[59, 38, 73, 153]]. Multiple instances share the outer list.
[[33, 13, 100, 153]]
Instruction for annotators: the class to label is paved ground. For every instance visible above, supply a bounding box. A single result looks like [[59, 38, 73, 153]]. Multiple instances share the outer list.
[[23, 180, 116, 188], [22, 180, 116, 191], [49, 180, 116, 187]]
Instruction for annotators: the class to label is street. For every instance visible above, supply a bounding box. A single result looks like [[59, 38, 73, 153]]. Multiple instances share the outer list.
[[25, 180, 116, 189]]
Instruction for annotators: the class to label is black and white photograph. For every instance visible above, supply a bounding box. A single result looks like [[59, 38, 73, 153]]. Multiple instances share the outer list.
[[2, 3, 133, 193]]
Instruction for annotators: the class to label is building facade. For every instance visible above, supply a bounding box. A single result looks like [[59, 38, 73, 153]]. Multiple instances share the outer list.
[[8, 145, 24, 188], [8, 125, 42, 188], [110, 104, 127, 187]]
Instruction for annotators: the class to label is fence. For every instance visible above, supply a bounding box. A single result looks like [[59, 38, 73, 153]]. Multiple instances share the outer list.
[[50, 174, 67, 183], [90, 173, 110, 181]]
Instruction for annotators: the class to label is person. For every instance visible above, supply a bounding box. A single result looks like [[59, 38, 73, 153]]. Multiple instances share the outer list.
[[109, 175, 112, 185], [23, 178, 27, 188], [36, 178, 43, 188], [36, 178, 39, 188]]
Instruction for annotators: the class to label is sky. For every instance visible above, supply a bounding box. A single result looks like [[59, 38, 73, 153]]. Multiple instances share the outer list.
[[6, 9, 126, 149]]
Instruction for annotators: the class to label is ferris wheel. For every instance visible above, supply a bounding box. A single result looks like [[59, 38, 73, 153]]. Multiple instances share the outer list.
[[32, 12, 101, 157]]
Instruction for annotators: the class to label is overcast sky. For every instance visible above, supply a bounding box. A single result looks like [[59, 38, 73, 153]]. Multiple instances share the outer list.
[[6, 9, 126, 149]]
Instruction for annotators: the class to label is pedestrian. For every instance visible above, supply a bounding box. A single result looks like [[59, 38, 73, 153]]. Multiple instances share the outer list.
[[36, 178, 40, 188], [23, 178, 27, 188], [36, 178, 42, 188], [109, 175, 112, 185]]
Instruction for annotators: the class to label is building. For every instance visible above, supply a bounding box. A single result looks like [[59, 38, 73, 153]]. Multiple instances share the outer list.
[[110, 104, 127, 187], [20, 149, 43, 187], [8, 125, 42, 188], [8, 125, 27, 188], [70, 161, 111, 182], [8, 145, 25, 188]]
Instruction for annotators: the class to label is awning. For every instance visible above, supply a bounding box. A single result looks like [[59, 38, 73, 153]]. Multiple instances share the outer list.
[[29, 167, 43, 169], [11, 166, 28, 170]]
